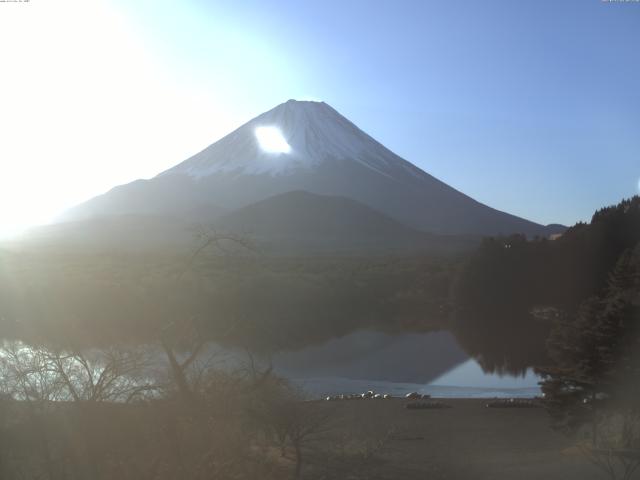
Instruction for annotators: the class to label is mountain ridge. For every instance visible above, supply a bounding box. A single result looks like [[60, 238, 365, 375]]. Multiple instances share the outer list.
[[61, 99, 564, 238], [29, 190, 478, 255], [213, 190, 478, 254]]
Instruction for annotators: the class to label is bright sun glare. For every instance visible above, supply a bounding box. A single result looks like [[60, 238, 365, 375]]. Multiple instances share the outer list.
[[255, 126, 291, 154], [0, 1, 253, 239]]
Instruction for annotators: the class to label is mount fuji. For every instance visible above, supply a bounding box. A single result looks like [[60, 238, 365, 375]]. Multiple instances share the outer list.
[[58, 100, 562, 247]]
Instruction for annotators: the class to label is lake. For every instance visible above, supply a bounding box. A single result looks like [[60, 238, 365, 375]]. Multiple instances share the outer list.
[[270, 330, 541, 398]]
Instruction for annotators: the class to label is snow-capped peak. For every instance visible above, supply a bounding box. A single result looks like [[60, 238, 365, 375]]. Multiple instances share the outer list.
[[159, 100, 423, 179]]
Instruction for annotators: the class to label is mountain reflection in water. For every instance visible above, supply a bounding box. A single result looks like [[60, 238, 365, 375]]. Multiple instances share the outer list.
[[270, 330, 541, 398]]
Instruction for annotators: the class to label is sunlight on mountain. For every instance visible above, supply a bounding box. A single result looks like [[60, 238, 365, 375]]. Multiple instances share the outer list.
[[255, 126, 291, 154]]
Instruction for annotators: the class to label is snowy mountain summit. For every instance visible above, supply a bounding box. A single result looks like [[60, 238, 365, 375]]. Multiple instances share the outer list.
[[62, 99, 562, 237], [161, 100, 422, 180]]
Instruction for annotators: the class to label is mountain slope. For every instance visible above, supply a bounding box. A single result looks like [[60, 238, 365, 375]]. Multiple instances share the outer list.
[[21, 214, 198, 253], [25, 191, 477, 254], [61, 99, 561, 237], [213, 190, 477, 253]]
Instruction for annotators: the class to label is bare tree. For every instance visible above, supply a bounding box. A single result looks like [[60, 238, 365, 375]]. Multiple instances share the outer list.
[[0, 341, 68, 480], [158, 230, 252, 405], [579, 410, 640, 480], [159, 320, 206, 406], [44, 346, 157, 404], [246, 379, 334, 480], [0, 340, 162, 479]]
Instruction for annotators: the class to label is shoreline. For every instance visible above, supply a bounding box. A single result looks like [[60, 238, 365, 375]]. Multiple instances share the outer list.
[[304, 397, 601, 479]]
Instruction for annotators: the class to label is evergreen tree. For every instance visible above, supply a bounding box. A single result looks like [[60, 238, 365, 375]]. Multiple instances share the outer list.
[[537, 243, 640, 443]]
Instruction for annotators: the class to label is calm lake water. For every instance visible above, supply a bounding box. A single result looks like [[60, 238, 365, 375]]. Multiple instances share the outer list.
[[270, 330, 541, 398], [5, 329, 541, 399]]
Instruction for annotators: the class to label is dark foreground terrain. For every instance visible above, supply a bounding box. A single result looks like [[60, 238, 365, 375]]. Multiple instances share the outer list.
[[312, 398, 602, 480], [0, 385, 614, 479]]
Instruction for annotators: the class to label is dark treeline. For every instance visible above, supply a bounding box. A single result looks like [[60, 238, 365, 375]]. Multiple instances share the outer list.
[[452, 196, 640, 374], [538, 243, 640, 430], [453, 196, 640, 478], [537, 208, 640, 479], [0, 250, 456, 353]]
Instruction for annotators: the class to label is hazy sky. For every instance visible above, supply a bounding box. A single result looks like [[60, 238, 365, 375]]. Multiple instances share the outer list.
[[1, 0, 638, 235]]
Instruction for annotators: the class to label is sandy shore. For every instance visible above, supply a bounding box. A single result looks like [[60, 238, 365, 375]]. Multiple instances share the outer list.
[[310, 398, 603, 480]]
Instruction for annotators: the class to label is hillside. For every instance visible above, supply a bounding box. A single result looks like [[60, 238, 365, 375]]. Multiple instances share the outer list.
[[60, 100, 563, 238]]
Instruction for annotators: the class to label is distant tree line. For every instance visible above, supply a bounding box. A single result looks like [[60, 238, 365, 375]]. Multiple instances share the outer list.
[[452, 196, 640, 374], [0, 251, 456, 353], [454, 196, 640, 479]]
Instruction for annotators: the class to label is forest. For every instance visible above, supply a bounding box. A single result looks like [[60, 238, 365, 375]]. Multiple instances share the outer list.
[[0, 250, 455, 351], [454, 196, 640, 479], [0, 196, 638, 478], [453, 196, 640, 373]]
